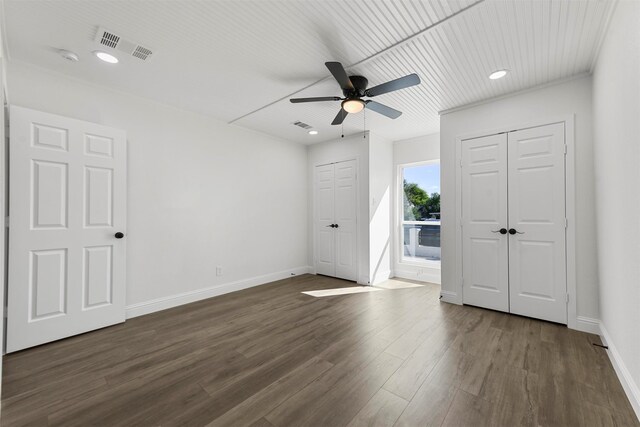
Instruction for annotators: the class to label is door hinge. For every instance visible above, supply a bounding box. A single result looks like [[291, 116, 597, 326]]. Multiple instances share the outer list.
[[459, 159, 463, 168], [566, 293, 570, 303], [565, 218, 568, 229], [564, 144, 568, 155]]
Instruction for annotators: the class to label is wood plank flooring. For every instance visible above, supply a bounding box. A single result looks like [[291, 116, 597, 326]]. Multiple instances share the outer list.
[[2, 274, 638, 426]]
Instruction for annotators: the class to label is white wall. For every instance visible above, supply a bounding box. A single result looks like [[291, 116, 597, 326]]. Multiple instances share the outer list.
[[307, 132, 369, 284], [440, 76, 599, 323], [369, 133, 393, 284], [393, 133, 440, 167], [6, 60, 309, 314], [392, 133, 441, 283], [592, 0, 640, 417], [0, 59, 5, 402]]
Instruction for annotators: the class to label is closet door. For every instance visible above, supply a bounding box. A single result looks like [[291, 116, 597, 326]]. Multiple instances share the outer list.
[[314, 160, 357, 281], [333, 160, 357, 281], [508, 123, 567, 323], [461, 134, 509, 312], [315, 164, 336, 277]]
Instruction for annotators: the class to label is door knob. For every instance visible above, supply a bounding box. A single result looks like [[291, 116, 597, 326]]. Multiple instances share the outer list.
[[334, 224, 339, 228], [115, 232, 124, 239], [492, 228, 508, 235], [508, 228, 524, 235]]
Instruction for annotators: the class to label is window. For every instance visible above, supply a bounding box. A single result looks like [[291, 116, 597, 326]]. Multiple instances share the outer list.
[[400, 161, 440, 265]]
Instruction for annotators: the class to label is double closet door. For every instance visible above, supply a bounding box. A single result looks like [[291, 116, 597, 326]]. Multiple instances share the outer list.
[[314, 160, 357, 281], [461, 123, 567, 324]]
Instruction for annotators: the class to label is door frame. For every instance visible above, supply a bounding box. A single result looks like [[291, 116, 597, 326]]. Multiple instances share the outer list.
[[311, 157, 361, 284], [454, 115, 577, 329]]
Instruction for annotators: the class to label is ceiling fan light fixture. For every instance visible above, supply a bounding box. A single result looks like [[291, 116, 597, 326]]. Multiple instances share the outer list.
[[308, 130, 318, 135], [342, 99, 365, 114], [489, 69, 508, 80]]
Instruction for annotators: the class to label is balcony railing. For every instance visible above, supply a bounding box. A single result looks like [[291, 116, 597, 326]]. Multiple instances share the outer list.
[[402, 221, 441, 262]]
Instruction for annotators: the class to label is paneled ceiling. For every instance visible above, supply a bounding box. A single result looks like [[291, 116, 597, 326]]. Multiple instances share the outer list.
[[2, 0, 615, 144]]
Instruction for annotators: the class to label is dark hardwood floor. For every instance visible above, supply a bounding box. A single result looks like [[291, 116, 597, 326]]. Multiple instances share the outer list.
[[2, 274, 637, 426]]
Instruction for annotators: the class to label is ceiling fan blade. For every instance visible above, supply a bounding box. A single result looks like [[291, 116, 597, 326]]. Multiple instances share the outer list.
[[290, 96, 341, 103], [365, 100, 402, 119], [331, 108, 348, 125], [325, 62, 354, 91], [365, 74, 420, 97]]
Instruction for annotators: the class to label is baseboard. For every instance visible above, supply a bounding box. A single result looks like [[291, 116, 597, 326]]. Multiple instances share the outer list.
[[371, 270, 392, 285], [393, 268, 441, 285], [574, 316, 602, 334], [439, 290, 461, 305], [599, 322, 640, 421], [125, 266, 312, 319]]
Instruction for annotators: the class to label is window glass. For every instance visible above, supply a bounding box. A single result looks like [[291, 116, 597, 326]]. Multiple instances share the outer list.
[[401, 163, 440, 263]]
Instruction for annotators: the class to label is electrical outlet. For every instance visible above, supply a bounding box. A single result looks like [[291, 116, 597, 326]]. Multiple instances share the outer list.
[[216, 266, 223, 276]]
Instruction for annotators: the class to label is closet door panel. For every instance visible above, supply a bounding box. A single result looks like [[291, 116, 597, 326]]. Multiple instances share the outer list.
[[315, 164, 335, 276], [461, 134, 509, 312], [334, 160, 357, 281], [508, 123, 567, 324]]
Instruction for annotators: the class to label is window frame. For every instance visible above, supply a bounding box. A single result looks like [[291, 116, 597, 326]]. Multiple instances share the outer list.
[[397, 159, 441, 268]]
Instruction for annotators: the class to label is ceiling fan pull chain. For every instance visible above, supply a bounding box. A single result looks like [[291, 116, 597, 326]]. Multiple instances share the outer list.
[[363, 107, 366, 138], [341, 110, 345, 138]]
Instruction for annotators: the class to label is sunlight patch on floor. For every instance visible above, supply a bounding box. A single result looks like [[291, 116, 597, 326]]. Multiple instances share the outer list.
[[374, 281, 424, 290], [302, 280, 424, 297], [301, 287, 384, 297]]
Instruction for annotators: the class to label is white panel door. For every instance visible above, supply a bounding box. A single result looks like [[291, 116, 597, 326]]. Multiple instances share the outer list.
[[314, 160, 357, 281], [8, 106, 126, 352], [508, 123, 567, 323], [461, 134, 509, 312], [315, 164, 335, 277], [333, 160, 357, 281]]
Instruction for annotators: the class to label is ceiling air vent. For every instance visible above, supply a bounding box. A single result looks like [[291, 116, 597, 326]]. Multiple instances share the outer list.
[[292, 121, 313, 130], [94, 27, 154, 61], [99, 31, 120, 48], [132, 46, 153, 61]]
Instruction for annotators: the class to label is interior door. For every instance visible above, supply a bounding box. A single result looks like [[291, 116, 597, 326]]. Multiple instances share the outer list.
[[315, 164, 335, 277], [7, 106, 127, 352], [314, 160, 357, 281], [333, 160, 357, 281], [508, 123, 567, 323], [461, 133, 509, 312]]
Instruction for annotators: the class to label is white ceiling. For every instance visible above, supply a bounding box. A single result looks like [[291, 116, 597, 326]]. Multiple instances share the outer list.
[[2, 0, 615, 144]]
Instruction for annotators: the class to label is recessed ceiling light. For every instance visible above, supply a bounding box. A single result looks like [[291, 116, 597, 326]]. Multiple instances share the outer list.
[[308, 130, 318, 135], [93, 50, 119, 64], [58, 49, 79, 62], [489, 69, 508, 80]]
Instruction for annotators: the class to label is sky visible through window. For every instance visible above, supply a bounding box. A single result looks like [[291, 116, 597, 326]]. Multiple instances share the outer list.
[[403, 163, 440, 194]]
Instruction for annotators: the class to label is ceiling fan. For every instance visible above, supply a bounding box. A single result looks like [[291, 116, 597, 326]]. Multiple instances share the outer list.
[[290, 62, 421, 125]]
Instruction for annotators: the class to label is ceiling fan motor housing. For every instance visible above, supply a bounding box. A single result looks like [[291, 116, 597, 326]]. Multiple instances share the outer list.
[[344, 75, 368, 97]]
